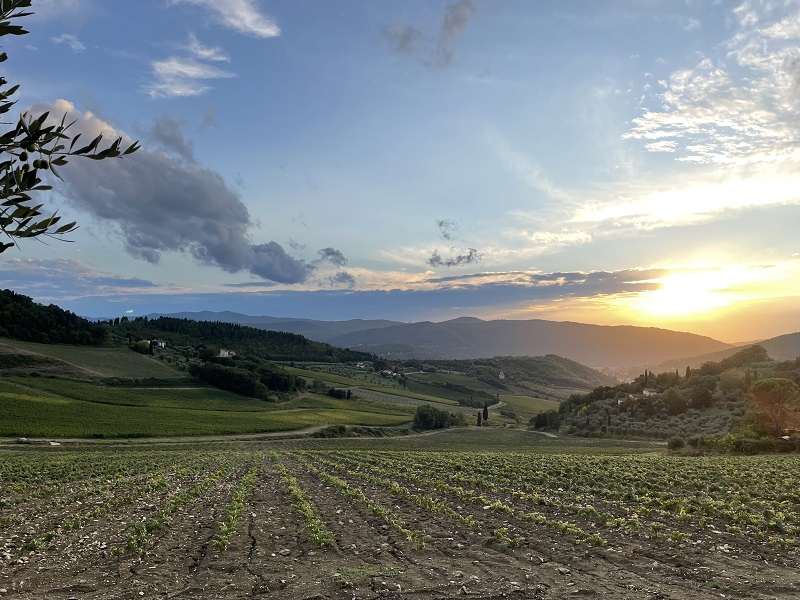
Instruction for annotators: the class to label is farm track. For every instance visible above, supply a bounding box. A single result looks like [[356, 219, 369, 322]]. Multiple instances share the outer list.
[[1, 449, 799, 599]]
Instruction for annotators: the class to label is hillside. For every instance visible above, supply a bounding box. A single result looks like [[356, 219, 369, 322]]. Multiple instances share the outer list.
[[654, 331, 800, 371], [112, 316, 377, 363], [411, 355, 617, 394], [557, 344, 800, 440], [328, 318, 733, 367], [146, 311, 402, 343]]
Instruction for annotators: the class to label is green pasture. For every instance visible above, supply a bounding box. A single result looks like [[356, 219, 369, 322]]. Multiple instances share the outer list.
[[0, 379, 412, 438], [284, 366, 458, 405], [412, 371, 504, 393], [404, 374, 488, 405], [496, 395, 561, 421], [0, 339, 184, 379]]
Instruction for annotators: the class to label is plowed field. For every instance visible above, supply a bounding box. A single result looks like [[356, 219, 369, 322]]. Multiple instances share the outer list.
[[1, 447, 798, 599]]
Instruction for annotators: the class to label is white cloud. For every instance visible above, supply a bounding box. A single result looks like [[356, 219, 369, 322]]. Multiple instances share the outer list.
[[184, 33, 229, 62], [169, 0, 280, 38], [51, 34, 86, 53], [624, 3, 800, 165], [530, 231, 592, 247], [147, 57, 235, 98], [645, 140, 679, 152], [571, 168, 800, 229]]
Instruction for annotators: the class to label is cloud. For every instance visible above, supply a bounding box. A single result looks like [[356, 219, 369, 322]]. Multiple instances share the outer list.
[[169, 0, 280, 38], [530, 230, 592, 249], [147, 56, 235, 98], [329, 271, 356, 289], [436, 0, 476, 68], [184, 33, 229, 61], [422, 268, 665, 294], [315, 247, 348, 267], [624, 3, 800, 165], [147, 115, 194, 162], [428, 247, 483, 268], [384, 0, 476, 69], [0, 258, 159, 299], [572, 169, 800, 229], [436, 219, 458, 241], [43, 266, 672, 322], [33, 100, 311, 284], [51, 34, 86, 53]]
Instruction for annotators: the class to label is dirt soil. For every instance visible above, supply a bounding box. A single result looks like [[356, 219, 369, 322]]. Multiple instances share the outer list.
[[1, 454, 799, 599]]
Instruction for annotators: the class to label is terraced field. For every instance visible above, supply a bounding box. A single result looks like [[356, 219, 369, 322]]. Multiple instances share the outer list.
[[1, 445, 798, 599]]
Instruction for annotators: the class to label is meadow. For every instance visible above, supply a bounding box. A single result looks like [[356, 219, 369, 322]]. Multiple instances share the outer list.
[[0, 339, 185, 379], [0, 378, 412, 438]]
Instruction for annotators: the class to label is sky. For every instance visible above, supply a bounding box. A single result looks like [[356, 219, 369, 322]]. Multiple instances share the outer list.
[[2, 0, 800, 343]]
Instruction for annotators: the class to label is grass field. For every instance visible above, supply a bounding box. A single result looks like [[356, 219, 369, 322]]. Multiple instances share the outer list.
[[284, 366, 459, 405], [0, 339, 185, 379], [497, 395, 561, 421], [0, 339, 563, 439], [0, 379, 412, 438]]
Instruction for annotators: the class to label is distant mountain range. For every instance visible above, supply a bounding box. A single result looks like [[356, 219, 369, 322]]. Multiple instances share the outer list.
[[137, 311, 800, 369]]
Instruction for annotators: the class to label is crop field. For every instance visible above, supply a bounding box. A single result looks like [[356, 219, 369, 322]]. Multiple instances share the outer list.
[[1, 445, 798, 599]]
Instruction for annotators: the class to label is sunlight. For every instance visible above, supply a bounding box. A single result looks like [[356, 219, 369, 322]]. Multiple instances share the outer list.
[[637, 271, 732, 318]]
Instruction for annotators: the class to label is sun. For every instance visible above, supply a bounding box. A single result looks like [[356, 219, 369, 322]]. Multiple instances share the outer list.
[[633, 271, 733, 319]]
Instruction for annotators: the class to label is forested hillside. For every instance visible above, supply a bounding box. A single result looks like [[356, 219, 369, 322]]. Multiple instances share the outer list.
[[0, 290, 107, 345], [110, 316, 375, 363], [557, 345, 800, 442]]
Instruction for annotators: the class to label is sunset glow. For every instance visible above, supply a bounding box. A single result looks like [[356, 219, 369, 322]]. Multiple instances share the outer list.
[[1, 1, 798, 346]]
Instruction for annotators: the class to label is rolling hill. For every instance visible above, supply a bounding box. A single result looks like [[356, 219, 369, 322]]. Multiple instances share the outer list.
[[327, 318, 733, 367], [144, 311, 736, 368]]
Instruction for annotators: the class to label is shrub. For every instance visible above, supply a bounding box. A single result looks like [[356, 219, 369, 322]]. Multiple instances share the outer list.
[[667, 436, 686, 451]]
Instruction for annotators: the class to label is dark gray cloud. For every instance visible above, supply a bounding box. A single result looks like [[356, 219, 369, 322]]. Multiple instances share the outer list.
[[428, 247, 482, 268], [315, 247, 348, 267], [384, 21, 425, 55], [329, 271, 356, 289], [436, 0, 476, 68], [384, 0, 476, 69], [148, 115, 194, 162], [436, 219, 458, 240], [36, 101, 311, 284]]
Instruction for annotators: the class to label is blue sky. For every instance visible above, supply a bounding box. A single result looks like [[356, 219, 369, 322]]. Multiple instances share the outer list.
[[2, 0, 800, 342]]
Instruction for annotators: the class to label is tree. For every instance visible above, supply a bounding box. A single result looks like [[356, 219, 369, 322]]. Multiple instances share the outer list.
[[413, 405, 465, 431], [747, 378, 800, 437], [482, 403, 489, 421], [0, 1, 139, 252]]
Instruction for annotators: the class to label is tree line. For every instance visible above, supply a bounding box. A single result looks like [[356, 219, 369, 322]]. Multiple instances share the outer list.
[[0, 289, 107, 345]]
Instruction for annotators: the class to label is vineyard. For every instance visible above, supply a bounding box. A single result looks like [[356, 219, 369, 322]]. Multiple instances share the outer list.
[[1, 446, 799, 599]]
